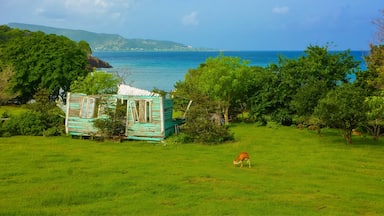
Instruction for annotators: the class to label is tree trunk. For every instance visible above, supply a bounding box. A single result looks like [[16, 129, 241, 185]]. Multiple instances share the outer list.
[[224, 106, 229, 125], [373, 125, 380, 141], [342, 129, 353, 144]]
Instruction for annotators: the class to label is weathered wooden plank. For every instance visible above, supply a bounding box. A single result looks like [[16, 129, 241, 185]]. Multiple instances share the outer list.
[[66, 92, 181, 141], [127, 136, 164, 141]]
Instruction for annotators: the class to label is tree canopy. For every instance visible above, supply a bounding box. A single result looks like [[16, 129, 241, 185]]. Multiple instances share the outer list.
[[2, 21, 384, 144], [248, 45, 360, 125], [314, 84, 367, 144], [0, 26, 90, 103], [70, 71, 120, 95], [172, 45, 373, 143], [175, 54, 253, 125]]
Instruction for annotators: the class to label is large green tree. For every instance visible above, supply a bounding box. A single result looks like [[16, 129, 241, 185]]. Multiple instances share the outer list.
[[247, 66, 277, 124], [0, 27, 90, 102], [314, 84, 367, 144], [172, 55, 252, 143], [177, 54, 253, 125], [249, 45, 360, 125], [355, 45, 384, 93]]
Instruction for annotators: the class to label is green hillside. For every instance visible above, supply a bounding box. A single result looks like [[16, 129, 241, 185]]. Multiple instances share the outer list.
[[8, 23, 198, 52]]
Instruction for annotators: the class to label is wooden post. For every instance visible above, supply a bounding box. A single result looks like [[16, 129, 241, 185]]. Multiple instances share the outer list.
[[65, 92, 71, 134]]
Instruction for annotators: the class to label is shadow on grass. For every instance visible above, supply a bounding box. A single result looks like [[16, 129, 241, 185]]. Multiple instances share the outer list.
[[318, 128, 384, 146]]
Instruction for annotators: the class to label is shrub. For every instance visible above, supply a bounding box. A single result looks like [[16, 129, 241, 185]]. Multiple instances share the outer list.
[[166, 133, 192, 144], [3, 111, 45, 136], [180, 99, 234, 144], [1, 111, 10, 118], [43, 126, 64, 137], [0, 89, 66, 137], [93, 102, 126, 138]]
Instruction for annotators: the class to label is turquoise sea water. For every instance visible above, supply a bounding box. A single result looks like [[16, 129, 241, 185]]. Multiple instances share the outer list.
[[94, 51, 368, 92]]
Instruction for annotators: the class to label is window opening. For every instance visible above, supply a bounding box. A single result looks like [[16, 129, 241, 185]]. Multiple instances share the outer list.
[[131, 99, 152, 123], [80, 97, 98, 118]]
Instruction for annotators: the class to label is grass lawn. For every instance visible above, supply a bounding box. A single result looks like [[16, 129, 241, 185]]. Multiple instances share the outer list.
[[0, 124, 383, 215], [0, 105, 29, 117]]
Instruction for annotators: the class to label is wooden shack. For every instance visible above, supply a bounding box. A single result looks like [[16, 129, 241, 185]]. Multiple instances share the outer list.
[[65, 85, 181, 141]]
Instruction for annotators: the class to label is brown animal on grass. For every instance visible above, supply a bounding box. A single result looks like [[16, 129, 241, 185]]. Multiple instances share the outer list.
[[233, 152, 251, 168]]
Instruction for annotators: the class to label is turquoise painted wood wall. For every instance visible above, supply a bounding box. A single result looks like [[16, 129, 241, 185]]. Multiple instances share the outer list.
[[65, 93, 179, 140]]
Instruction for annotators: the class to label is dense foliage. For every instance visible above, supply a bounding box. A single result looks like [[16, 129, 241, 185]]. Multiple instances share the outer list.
[[93, 99, 127, 139], [1, 89, 65, 136], [173, 55, 250, 143], [365, 92, 384, 140], [174, 93, 234, 144], [249, 46, 360, 125], [175, 54, 253, 124], [314, 84, 368, 144], [70, 71, 120, 95], [173, 44, 383, 144], [0, 65, 18, 103], [0, 25, 90, 103], [2, 19, 384, 144]]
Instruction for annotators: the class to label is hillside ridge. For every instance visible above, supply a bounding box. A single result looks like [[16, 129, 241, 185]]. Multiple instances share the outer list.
[[8, 22, 204, 52]]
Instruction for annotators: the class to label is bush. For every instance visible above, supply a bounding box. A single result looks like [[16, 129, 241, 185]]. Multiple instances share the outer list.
[[182, 120, 234, 144], [0, 89, 66, 137], [93, 101, 126, 139], [1, 108, 65, 137], [166, 133, 192, 144], [1, 111, 10, 118], [43, 126, 64, 137], [3, 111, 46, 136]]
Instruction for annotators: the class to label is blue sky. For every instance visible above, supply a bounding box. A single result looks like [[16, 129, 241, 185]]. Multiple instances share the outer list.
[[0, 0, 383, 50]]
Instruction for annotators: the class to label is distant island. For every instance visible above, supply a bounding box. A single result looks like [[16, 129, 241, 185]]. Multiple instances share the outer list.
[[8, 23, 212, 52]]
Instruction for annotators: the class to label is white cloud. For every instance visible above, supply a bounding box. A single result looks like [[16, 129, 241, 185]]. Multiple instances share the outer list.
[[272, 6, 289, 14], [63, 0, 114, 14], [182, 11, 199, 26], [35, 0, 134, 18], [32, 0, 136, 29]]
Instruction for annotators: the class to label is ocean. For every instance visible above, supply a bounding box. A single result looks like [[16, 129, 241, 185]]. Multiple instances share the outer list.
[[93, 51, 368, 92]]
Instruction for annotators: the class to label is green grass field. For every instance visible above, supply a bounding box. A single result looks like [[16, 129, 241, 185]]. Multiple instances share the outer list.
[[1, 124, 383, 215], [0, 105, 29, 117]]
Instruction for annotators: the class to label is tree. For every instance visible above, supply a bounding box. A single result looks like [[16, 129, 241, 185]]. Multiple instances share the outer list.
[[355, 9, 384, 94], [314, 84, 367, 144], [356, 45, 384, 93], [0, 65, 19, 104], [365, 93, 384, 140], [186, 54, 253, 125], [0, 28, 90, 102], [70, 71, 120, 95], [172, 56, 247, 143], [248, 66, 277, 124], [78, 40, 92, 56], [373, 9, 384, 44], [249, 45, 360, 125], [290, 79, 328, 117], [179, 93, 234, 144]]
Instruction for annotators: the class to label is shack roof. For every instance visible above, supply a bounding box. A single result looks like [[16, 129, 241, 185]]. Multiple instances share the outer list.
[[117, 84, 159, 96]]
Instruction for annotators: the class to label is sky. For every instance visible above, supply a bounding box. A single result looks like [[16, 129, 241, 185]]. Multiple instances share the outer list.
[[0, 0, 383, 50]]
